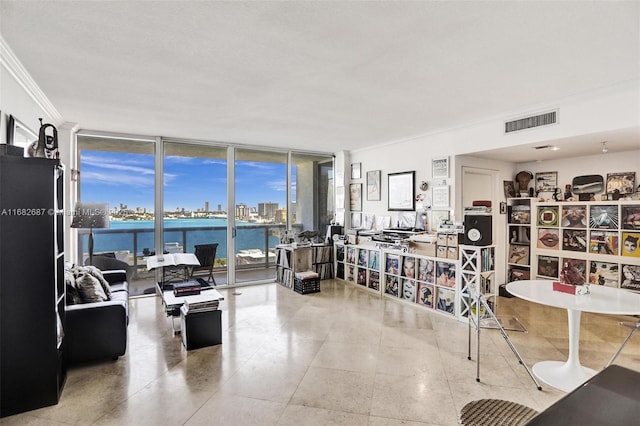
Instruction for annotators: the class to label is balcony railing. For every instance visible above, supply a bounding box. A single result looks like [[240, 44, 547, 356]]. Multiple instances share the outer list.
[[77, 223, 304, 280]]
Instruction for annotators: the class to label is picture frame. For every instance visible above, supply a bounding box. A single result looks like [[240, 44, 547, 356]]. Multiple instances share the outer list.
[[366, 170, 381, 201], [387, 171, 415, 211], [535, 171, 558, 193], [432, 157, 449, 179], [606, 172, 636, 195], [432, 185, 450, 208], [503, 180, 517, 199], [350, 162, 362, 180], [7, 115, 37, 156], [349, 183, 362, 211], [430, 210, 450, 232]]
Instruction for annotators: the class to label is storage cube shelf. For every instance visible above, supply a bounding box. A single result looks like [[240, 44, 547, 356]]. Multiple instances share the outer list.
[[276, 244, 331, 292], [335, 242, 462, 320], [459, 245, 496, 319]]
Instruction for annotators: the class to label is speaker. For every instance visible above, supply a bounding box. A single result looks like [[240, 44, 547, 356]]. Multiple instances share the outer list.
[[464, 214, 492, 246]]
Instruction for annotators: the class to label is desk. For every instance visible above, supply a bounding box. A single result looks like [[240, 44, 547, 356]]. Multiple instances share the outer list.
[[506, 280, 640, 392], [525, 365, 640, 425]]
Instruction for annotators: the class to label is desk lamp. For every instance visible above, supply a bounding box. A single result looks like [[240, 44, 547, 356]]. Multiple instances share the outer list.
[[71, 202, 109, 265]]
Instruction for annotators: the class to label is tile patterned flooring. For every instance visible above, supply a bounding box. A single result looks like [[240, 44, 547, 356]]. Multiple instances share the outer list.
[[4, 279, 639, 425]]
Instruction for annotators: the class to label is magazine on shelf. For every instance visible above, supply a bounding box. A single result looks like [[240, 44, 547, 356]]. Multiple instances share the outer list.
[[146, 253, 200, 271], [435, 261, 456, 288], [385, 276, 399, 297], [436, 287, 455, 314], [621, 264, 640, 290], [537, 255, 559, 278], [358, 249, 368, 267], [508, 245, 530, 265], [368, 270, 380, 290], [589, 205, 619, 229], [418, 258, 435, 283], [357, 268, 367, 286], [401, 279, 416, 302], [562, 229, 588, 252], [589, 230, 618, 255], [589, 261, 619, 287], [386, 254, 399, 275], [417, 283, 434, 307]]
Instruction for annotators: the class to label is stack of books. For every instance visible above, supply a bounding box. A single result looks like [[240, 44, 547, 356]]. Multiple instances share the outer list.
[[173, 282, 201, 297], [183, 299, 219, 313]]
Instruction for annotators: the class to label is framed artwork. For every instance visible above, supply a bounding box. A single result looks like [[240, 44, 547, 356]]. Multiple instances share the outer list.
[[606, 172, 635, 195], [621, 205, 640, 230], [387, 171, 415, 211], [349, 183, 362, 211], [351, 162, 362, 179], [432, 186, 450, 208], [503, 180, 516, 198], [622, 231, 640, 257], [432, 157, 449, 179], [366, 170, 381, 201], [350, 212, 362, 229], [535, 171, 557, 193]]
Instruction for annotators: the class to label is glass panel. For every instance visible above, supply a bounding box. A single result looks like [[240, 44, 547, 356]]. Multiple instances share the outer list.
[[77, 135, 155, 296], [163, 141, 228, 285], [234, 148, 288, 284], [291, 153, 334, 241]]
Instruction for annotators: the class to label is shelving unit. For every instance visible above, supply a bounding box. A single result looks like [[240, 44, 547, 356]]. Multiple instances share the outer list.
[[459, 245, 496, 319], [335, 242, 382, 293], [506, 197, 533, 283], [531, 201, 640, 289], [275, 245, 313, 289], [0, 156, 66, 417], [311, 244, 333, 279], [381, 250, 459, 318]]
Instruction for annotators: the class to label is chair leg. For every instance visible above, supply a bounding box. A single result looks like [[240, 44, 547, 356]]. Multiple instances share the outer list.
[[208, 265, 216, 285], [606, 322, 640, 368]]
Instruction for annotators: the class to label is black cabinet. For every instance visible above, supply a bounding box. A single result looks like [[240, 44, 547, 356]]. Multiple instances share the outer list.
[[0, 155, 66, 417]]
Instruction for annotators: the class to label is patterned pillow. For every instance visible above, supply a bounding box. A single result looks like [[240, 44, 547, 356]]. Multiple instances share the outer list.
[[65, 269, 81, 305], [83, 265, 112, 299], [75, 272, 109, 303]]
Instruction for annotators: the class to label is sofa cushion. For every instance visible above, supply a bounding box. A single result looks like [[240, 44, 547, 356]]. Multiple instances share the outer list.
[[82, 265, 112, 299], [75, 272, 109, 303], [65, 269, 82, 305]]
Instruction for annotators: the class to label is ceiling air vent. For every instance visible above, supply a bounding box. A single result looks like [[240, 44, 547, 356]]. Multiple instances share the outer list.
[[505, 110, 557, 134]]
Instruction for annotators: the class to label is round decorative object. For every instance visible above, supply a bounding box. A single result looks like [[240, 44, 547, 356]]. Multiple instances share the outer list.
[[538, 206, 559, 227]]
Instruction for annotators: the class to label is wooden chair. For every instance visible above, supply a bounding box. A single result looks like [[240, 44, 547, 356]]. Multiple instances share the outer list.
[[190, 243, 218, 285]]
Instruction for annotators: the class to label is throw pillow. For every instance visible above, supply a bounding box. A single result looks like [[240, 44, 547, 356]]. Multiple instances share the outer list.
[[83, 265, 112, 299], [75, 272, 109, 303], [65, 269, 81, 305]]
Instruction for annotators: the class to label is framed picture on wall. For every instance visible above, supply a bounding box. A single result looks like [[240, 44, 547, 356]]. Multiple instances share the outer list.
[[606, 172, 636, 195], [349, 183, 362, 211], [388, 171, 415, 211], [535, 171, 557, 193], [432, 186, 449, 208], [351, 162, 362, 179], [366, 170, 381, 201], [432, 157, 449, 179]]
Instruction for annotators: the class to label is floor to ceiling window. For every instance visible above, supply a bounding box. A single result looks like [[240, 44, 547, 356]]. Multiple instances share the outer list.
[[163, 141, 228, 284], [76, 132, 334, 291], [233, 148, 289, 284], [77, 134, 156, 296]]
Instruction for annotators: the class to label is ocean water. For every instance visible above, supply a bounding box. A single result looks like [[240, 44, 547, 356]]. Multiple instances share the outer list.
[[90, 218, 285, 259]]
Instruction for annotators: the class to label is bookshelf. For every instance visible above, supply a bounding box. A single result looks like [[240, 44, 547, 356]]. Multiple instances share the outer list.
[[459, 245, 496, 319], [275, 245, 313, 289], [334, 242, 382, 293], [531, 200, 640, 289], [312, 244, 334, 279], [506, 197, 533, 283]]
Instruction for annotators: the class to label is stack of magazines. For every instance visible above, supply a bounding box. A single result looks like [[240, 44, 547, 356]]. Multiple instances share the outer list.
[[183, 299, 219, 313]]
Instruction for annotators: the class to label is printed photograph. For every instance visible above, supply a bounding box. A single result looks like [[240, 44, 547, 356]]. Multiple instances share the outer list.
[[621, 231, 640, 258], [621, 264, 640, 291], [589, 230, 618, 255], [562, 229, 588, 252], [537, 228, 560, 250], [561, 205, 587, 228], [418, 258, 435, 282], [385, 254, 399, 275], [537, 255, 559, 278], [401, 279, 416, 302], [417, 283, 434, 307], [589, 205, 619, 229], [621, 205, 640, 230], [435, 261, 456, 288], [589, 261, 619, 288], [402, 257, 416, 279]]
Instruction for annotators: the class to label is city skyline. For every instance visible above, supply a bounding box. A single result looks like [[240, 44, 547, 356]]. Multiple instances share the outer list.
[[80, 150, 295, 212]]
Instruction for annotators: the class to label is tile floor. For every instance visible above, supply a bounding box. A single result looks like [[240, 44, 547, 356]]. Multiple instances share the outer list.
[[4, 279, 639, 425]]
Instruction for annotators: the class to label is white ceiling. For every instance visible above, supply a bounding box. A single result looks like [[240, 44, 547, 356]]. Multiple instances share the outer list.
[[1, 1, 638, 158]]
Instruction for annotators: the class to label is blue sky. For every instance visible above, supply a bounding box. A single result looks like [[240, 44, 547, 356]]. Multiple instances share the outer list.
[[80, 151, 294, 212]]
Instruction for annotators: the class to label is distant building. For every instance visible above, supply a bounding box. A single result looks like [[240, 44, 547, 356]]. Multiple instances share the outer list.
[[205, 201, 209, 212], [235, 203, 249, 220], [258, 202, 278, 219]]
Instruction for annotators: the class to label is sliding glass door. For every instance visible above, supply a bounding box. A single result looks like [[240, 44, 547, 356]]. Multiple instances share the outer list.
[[163, 141, 228, 285]]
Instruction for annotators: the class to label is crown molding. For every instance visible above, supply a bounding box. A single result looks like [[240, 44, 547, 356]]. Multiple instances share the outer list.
[[0, 36, 63, 123]]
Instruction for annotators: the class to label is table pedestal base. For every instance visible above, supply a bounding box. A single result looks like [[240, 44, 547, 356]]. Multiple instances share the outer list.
[[533, 360, 596, 393]]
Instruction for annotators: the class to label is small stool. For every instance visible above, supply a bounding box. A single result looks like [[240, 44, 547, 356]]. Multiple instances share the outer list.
[[459, 399, 538, 426]]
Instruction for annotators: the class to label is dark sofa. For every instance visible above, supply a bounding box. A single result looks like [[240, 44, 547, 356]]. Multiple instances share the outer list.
[[64, 259, 130, 364]]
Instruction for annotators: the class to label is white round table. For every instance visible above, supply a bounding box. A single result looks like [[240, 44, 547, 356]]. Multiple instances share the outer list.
[[506, 280, 640, 392]]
